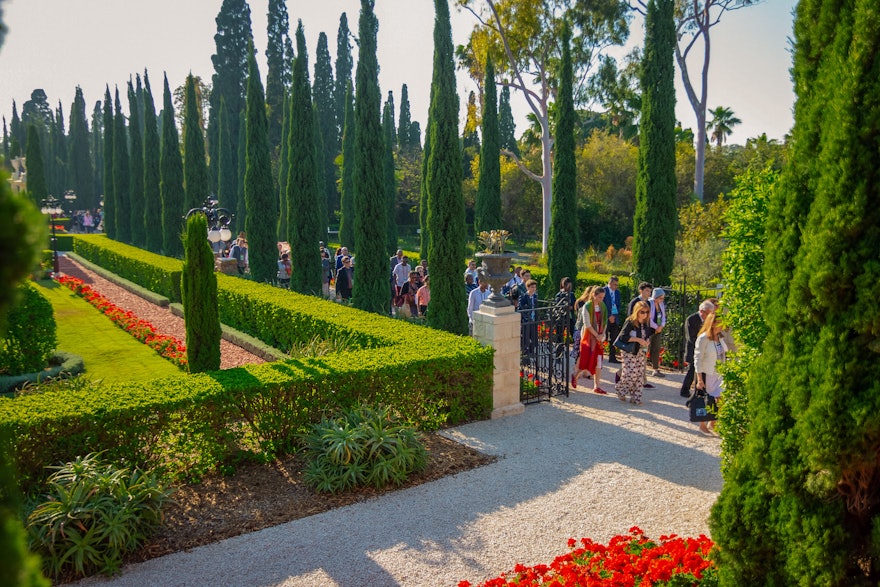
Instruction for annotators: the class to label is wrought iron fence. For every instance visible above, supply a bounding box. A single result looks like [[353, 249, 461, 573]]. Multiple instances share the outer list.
[[517, 299, 571, 404], [652, 280, 722, 370]]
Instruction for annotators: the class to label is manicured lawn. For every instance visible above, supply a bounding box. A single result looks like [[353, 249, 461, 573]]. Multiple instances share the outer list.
[[36, 281, 184, 385]]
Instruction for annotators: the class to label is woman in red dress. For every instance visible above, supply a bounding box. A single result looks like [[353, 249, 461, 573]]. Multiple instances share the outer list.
[[573, 285, 609, 394]]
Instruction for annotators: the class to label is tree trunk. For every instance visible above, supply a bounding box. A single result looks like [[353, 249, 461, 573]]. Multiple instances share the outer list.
[[694, 110, 707, 202]]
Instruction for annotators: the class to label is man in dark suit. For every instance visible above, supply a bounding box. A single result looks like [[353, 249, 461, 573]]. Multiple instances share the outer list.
[[680, 300, 716, 397], [604, 276, 623, 363]]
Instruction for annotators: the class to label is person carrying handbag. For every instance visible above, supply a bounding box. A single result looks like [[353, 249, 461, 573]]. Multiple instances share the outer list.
[[690, 311, 727, 435], [612, 301, 654, 405]]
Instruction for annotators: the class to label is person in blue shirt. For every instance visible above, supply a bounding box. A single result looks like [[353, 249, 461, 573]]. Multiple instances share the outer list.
[[604, 276, 623, 364]]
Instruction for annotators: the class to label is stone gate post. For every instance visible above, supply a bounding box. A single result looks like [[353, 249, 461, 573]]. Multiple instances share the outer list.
[[473, 301, 525, 419]]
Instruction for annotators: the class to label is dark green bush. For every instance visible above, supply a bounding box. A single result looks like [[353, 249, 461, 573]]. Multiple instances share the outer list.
[[0, 284, 56, 376], [302, 404, 428, 493], [26, 453, 171, 579]]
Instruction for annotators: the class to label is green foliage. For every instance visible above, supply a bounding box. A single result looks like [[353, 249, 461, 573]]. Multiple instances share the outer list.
[[302, 404, 428, 493], [474, 56, 502, 235], [67, 87, 96, 211], [160, 75, 185, 258], [632, 0, 676, 286], [0, 283, 56, 376], [277, 92, 291, 242], [101, 88, 116, 240], [397, 84, 413, 150], [182, 214, 221, 373], [339, 83, 356, 250], [547, 24, 579, 296], [24, 125, 48, 206], [314, 31, 339, 224], [673, 195, 729, 286], [217, 99, 238, 233], [265, 0, 292, 149], [183, 74, 209, 212], [426, 0, 467, 334], [112, 89, 131, 243], [26, 453, 171, 579], [498, 85, 519, 157], [127, 80, 146, 248], [382, 91, 399, 253], [142, 73, 163, 254], [352, 0, 389, 314], [334, 13, 353, 149]]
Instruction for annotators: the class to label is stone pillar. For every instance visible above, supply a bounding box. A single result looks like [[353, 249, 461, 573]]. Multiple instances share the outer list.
[[473, 301, 524, 419]]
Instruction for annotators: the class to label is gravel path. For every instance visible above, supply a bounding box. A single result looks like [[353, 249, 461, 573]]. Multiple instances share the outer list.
[[71, 369, 722, 587]]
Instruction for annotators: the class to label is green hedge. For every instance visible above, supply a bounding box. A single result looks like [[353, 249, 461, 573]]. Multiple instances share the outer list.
[[524, 266, 634, 301]]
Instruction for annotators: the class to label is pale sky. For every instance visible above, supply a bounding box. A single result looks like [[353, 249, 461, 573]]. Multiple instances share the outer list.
[[0, 0, 796, 146]]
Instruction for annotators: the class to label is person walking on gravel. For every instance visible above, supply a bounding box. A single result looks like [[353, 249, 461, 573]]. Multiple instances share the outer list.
[[614, 301, 653, 405]]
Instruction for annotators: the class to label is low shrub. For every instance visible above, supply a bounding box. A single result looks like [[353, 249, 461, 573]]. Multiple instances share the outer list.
[[26, 453, 172, 580], [302, 404, 428, 493], [0, 283, 56, 376]]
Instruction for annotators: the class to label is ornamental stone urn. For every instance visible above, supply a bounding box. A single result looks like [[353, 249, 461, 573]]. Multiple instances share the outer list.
[[475, 229, 516, 308]]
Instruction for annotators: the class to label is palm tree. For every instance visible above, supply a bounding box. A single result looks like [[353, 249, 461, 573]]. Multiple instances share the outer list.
[[707, 106, 741, 147]]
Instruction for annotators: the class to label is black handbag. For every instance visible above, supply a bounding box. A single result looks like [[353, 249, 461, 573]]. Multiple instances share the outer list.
[[613, 333, 638, 355], [688, 388, 717, 422]]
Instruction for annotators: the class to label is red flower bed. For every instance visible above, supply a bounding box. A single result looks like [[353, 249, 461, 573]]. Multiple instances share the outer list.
[[460, 527, 717, 587], [56, 275, 187, 368]]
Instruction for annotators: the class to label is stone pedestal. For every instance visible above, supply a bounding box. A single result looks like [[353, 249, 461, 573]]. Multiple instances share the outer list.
[[473, 301, 524, 419], [216, 257, 239, 276]]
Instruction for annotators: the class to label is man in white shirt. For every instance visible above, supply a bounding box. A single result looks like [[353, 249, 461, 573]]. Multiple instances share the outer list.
[[467, 280, 491, 335], [392, 256, 412, 302]]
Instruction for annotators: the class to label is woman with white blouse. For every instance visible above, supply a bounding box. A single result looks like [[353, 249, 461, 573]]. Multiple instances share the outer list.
[[693, 312, 728, 434]]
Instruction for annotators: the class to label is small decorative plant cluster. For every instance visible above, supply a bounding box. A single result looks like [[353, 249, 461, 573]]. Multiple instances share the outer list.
[[26, 452, 172, 580], [459, 527, 717, 587], [478, 229, 512, 254], [301, 404, 429, 493], [56, 275, 187, 367], [520, 371, 542, 393]]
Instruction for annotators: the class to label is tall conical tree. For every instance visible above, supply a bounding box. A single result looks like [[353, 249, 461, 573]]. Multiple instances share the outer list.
[[143, 72, 162, 253], [2, 117, 9, 168], [236, 110, 247, 233], [314, 31, 338, 224], [474, 56, 501, 236], [419, 119, 432, 258], [498, 84, 519, 157], [286, 22, 324, 294], [334, 13, 353, 148], [91, 100, 104, 206], [244, 46, 278, 284], [632, 0, 676, 286], [183, 74, 209, 213], [398, 83, 412, 150], [24, 125, 47, 206], [710, 0, 880, 583], [127, 80, 146, 247], [102, 87, 115, 238], [10, 101, 23, 148], [382, 91, 398, 254], [67, 87, 96, 210], [351, 0, 388, 314], [181, 212, 221, 373], [160, 74, 186, 257], [48, 101, 66, 199], [547, 25, 579, 296], [312, 104, 329, 235], [265, 0, 293, 149], [277, 91, 290, 241], [426, 0, 467, 335], [112, 88, 131, 242], [217, 98, 237, 220], [339, 83, 356, 250]]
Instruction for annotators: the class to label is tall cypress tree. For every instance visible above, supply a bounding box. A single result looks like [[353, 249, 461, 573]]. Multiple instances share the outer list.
[[382, 91, 398, 254], [217, 98, 237, 219], [313, 31, 338, 224], [244, 47, 278, 284], [127, 80, 146, 247], [711, 0, 880, 583], [277, 91, 290, 241], [2, 117, 9, 167], [426, 0, 467, 335], [91, 100, 104, 204], [334, 13, 353, 148], [142, 72, 162, 253], [68, 86, 96, 211], [112, 88, 131, 243], [339, 83, 356, 250], [351, 0, 388, 314], [48, 101, 66, 200], [632, 0, 676, 286], [236, 110, 247, 233], [265, 0, 292, 149], [498, 85, 519, 157], [547, 25, 579, 296], [285, 22, 324, 294], [397, 83, 412, 150], [419, 120, 432, 258], [181, 212, 221, 373], [474, 56, 502, 236], [10, 101, 23, 149], [183, 74, 209, 213], [160, 74, 185, 257], [24, 125, 47, 206], [102, 87, 115, 238]]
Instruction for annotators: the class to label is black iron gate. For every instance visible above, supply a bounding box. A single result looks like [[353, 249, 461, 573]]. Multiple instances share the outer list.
[[518, 299, 571, 404]]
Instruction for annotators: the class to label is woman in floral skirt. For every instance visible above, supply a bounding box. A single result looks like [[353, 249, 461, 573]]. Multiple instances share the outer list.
[[614, 301, 653, 405]]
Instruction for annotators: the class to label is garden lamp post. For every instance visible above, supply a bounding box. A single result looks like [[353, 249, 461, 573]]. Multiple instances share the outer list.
[[184, 196, 234, 251], [63, 190, 77, 216], [40, 195, 63, 275]]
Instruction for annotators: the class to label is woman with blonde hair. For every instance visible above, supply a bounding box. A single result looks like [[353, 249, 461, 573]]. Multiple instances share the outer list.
[[613, 301, 653, 405], [574, 285, 609, 394], [691, 311, 728, 435]]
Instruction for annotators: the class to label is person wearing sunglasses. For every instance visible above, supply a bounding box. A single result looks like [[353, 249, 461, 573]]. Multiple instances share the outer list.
[[613, 301, 654, 405]]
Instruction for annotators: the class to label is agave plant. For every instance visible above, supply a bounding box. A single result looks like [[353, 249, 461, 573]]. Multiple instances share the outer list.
[[477, 229, 512, 254]]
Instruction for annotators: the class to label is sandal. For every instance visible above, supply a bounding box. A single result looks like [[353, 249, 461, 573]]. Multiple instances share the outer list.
[[593, 388, 608, 395]]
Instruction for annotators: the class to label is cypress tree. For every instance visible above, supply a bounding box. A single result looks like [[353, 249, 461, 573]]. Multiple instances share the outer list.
[[547, 25, 580, 297], [277, 91, 290, 241], [312, 104, 329, 235], [419, 120, 432, 258], [2, 117, 8, 167], [265, 0, 292, 149], [181, 212, 221, 373], [382, 91, 398, 254], [339, 83, 356, 250], [631, 0, 676, 286], [24, 125, 47, 206], [10, 101, 23, 148], [68, 86, 96, 211], [143, 72, 163, 253], [398, 83, 412, 150], [160, 74, 185, 257], [286, 22, 324, 294], [334, 13, 353, 148], [91, 101, 103, 202], [710, 0, 880, 583], [313, 31, 338, 224], [499, 85, 519, 157], [127, 80, 146, 247], [426, 0, 467, 335], [244, 47, 278, 284], [461, 91, 480, 180], [48, 101, 66, 200], [112, 89, 131, 243], [217, 98, 237, 220], [183, 74, 209, 213], [102, 87, 115, 238], [351, 0, 388, 314], [474, 56, 502, 236], [236, 110, 247, 233]]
